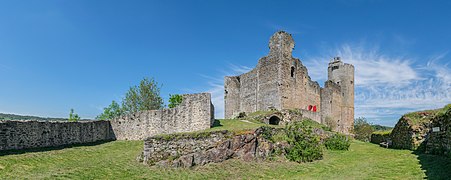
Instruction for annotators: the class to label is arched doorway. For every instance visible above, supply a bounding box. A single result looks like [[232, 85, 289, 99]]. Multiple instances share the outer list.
[[269, 116, 281, 125]]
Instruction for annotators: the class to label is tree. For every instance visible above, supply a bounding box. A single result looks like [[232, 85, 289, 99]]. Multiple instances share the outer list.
[[96, 100, 124, 120], [69, 108, 80, 122], [122, 77, 164, 114], [168, 94, 183, 108], [353, 117, 374, 142]]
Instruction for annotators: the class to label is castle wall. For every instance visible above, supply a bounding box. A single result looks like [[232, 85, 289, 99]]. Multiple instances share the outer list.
[[328, 59, 355, 133], [0, 120, 114, 151], [299, 109, 321, 123], [256, 56, 281, 111], [321, 80, 344, 132], [239, 69, 258, 114], [224, 76, 241, 118], [110, 93, 214, 140], [280, 58, 321, 112]]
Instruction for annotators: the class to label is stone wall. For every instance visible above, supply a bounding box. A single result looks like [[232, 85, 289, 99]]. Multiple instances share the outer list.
[[390, 114, 432, 150], [370, 132, 391, 144], [0, 120, 114, 151], [424, 106, 450, 156], [110, 93, 214, 140], [298, 109, 321, 124]]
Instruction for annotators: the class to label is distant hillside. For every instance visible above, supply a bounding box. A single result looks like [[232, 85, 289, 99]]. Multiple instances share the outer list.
[[371, 124, 393, 131], [0, 113, 68, 121]]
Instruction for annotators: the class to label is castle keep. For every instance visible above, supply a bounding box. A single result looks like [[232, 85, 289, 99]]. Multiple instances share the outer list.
[[224, 31, 354, 133]]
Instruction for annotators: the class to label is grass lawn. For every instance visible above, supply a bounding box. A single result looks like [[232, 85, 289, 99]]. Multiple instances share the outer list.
[[0, 120, 450, 179]]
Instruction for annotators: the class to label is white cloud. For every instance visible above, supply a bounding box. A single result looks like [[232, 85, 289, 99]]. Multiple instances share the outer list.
[[305, 44, 421, 86]]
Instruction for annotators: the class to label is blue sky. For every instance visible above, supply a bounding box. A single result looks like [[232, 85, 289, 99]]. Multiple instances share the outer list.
[[0, 0, 450, 126]]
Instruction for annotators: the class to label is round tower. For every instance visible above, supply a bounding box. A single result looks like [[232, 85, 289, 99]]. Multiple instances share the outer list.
[[327, 57, 355, 133]]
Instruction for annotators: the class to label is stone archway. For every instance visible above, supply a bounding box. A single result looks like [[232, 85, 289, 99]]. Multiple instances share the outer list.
[[269, 116, 281, 125]]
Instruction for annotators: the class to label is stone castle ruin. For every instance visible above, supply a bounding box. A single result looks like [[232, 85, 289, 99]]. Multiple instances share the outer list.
[[225, 31, 354, 133]]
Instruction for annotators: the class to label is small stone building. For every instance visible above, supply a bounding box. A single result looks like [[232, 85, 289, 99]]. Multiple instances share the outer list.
[[224, 31, 354, 133]]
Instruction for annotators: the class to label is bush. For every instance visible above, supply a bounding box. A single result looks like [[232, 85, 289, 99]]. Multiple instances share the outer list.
[[284, 122, 323, 163], [325, 134, 351, 150], [353, 117, 374, 142]]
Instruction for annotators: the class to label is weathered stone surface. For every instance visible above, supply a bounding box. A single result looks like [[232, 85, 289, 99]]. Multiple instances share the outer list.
[[391, 114, 433, 150], [142, 127, 290, 168], [0, 120, 115, 151], [224, 31, 354, 134], [424, 107, 450, 156], [110, 93, 215, 140]]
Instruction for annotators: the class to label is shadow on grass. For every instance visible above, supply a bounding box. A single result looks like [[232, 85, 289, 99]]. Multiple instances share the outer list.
[[0, 140, 114, 157], [212, 119, 223, 128], [413, 151, 451, 179]]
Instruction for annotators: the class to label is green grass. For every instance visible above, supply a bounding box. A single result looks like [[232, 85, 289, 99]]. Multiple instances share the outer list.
[[1, 140, 449, 179], [1, 119, 450, 179]]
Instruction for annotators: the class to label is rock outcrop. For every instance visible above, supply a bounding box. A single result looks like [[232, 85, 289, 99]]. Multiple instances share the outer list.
[[140, 128, 287, 168]]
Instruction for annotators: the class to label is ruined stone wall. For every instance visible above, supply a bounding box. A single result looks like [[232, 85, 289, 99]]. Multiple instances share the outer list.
[[299, 109, 321, 123], [256, 56, 281, 111], [327, 59, 355, 133], [240, 69, 258, 114], [320, 81, 343, 132], [280, 58, 321, 112], [224, 76, 241, 118], [110, 93, 214, 140], [424, 107, 450, 156], [0, 120, 114, 151]]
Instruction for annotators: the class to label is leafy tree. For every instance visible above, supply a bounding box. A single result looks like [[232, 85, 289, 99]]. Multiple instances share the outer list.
[[168, 94, 183, 108], [96, 101, 124, 120], [122, 77, 164, 114], [353, 117, 374, 142], [69, 108, 80, 122]]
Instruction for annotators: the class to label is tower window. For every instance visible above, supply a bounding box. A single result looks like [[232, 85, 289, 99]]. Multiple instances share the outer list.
[[350, 81, 353, 84], [332, 66, 339, 71], [290, 66, 295, 77]]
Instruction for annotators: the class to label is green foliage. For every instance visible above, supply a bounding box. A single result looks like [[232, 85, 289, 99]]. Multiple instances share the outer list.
[[96, 101, 124, 120], [68, 109, 80, 122], [284, 121, 323, 163], [168, 94, 183, 108], [122, 77, 164, 114], [325, 134, 351, 150], [353, 117, 374, 142]]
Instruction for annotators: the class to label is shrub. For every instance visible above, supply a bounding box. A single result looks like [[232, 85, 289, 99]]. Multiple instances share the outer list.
[[325, 134, 351, 150], [284, 122, 323, 163], [353, 117, 374, 142]]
